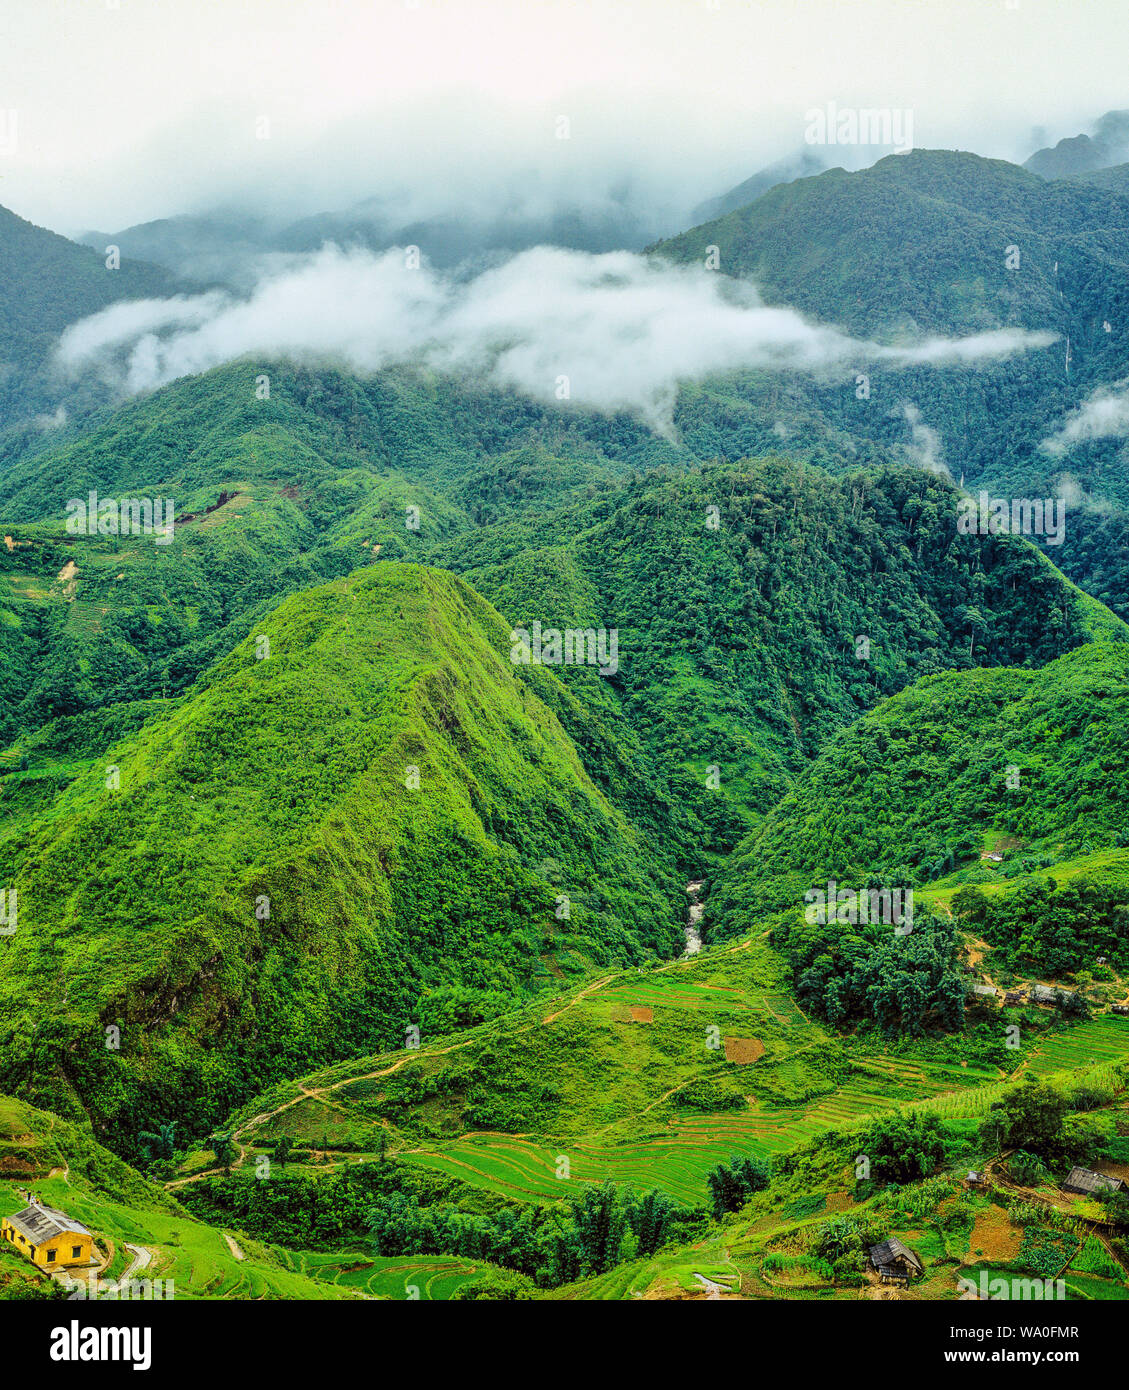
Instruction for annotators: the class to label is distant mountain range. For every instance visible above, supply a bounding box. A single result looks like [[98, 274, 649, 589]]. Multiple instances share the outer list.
[[1025, 109, 1129, 180]]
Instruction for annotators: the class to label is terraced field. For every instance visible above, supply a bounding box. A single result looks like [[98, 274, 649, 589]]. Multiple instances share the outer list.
[[1024, 1016, 1129, 1074], [281, 1251, 492, 1300], [215, 940, 1129, 1211], [397, 1054, 1005, 1204]]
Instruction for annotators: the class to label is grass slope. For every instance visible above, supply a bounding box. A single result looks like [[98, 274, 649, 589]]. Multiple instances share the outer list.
[[0, 563, 680, 1155]]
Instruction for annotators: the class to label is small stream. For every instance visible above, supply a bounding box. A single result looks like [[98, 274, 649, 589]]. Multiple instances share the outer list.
[[684, 880, 704, 956]]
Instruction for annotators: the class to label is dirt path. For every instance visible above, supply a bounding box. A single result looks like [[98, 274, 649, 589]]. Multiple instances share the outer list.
[[223, 1233, 245, 1262], [166, 1038, 477, 1190], [542, 974, 615, 1024], [122, 1244, 154, 1280]]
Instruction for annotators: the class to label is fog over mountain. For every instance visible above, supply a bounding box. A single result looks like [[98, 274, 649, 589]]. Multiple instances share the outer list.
[[54, 243, 1057, 436], [6, 0, 1129, 237]]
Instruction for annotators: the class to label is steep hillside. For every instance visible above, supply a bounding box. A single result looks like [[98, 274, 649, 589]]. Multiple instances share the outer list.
[[438, 459, 1117, 860], [0, 360, 642, 750], [0, 204, 184, 426], [0, 564, 681, 1155], [709, 640, 1129, 936]]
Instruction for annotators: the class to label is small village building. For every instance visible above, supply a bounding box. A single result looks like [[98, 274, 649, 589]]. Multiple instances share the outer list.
[[964, 1170, 985, 1188], [1062, 1167, 1124, 1197], [969, 984, 997, 998], [1112, 1004, 1129, 1017], [1003, 990, 1025, 1006], [1029, 984, 1074, 1006], [869, 1238, 924, 1284], [0, 1199, 93, 1269]]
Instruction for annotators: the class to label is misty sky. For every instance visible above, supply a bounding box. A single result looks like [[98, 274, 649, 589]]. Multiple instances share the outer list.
[[2, 0, 1128, 235]]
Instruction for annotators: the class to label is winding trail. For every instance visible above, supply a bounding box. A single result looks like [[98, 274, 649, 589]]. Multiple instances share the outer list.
[[122, 1244, 154, 1280], [166, 1039, 477, 1190]]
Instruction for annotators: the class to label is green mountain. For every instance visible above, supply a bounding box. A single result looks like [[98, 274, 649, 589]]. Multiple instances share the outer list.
[[0, 204, 183, 427], [708, 640, 1129, 935], [1, 355, 1107, 871], [655, 148, 1129, 617], [0, 563, 681, 1154], [1025, 111, 1129, 180], [439, 458, 1115, 861], [658, 149, 1129, 339]]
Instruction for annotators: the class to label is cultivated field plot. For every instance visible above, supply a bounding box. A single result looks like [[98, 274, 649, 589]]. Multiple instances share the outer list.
[[1025, 1017, 1129, 1074], [281, 1251, 490, 1300], [240, 943, 1127, 1208]]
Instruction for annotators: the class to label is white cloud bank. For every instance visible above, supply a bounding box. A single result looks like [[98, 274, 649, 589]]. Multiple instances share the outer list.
[[1041, 377, 1129, 455], [57, 245, 1059, 436]]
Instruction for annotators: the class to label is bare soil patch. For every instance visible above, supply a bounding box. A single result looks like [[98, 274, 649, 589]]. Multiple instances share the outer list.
[[724, 1036, 765, 1064], [965, 1205, 1022, 1263], [629, 1006, 654, 1023]]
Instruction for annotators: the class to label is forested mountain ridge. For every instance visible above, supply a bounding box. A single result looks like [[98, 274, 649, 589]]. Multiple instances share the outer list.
[[0, 203, 187, 427], [656, 149, 1129, 339], [438, 459, 1119, 861], [0, 357, 1109, 877], [708, 639, 1129, 936], [653, 148, 1129, 617], [0, 563, 682, 1154]]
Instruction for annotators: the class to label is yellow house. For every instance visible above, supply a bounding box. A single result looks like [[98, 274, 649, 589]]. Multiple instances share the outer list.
[[1, 1199, 93, 1269]]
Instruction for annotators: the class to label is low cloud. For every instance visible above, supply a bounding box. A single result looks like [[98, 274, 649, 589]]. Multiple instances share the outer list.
[[57, 245, 1059, 437], [901, 403, 950, 478], [1040, 377, 1129, 455]]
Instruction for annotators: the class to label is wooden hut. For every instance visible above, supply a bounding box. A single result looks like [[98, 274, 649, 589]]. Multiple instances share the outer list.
[[869, 1238, 923, 1284], [1062, 1166, 1124, 1196]]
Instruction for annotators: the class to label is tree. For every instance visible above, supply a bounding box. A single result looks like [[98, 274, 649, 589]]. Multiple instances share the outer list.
[[139, 1119, 177, 1164], [979, 1077, 1066, 1157], [569, 1180, 628, 1274], [631, 1189, 674, 1257], [208, 1131, 238, 1172], [859, 1112, 947, 1184], [272, 1135, 294, 1169], [706, 1153, 771, 1219]]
